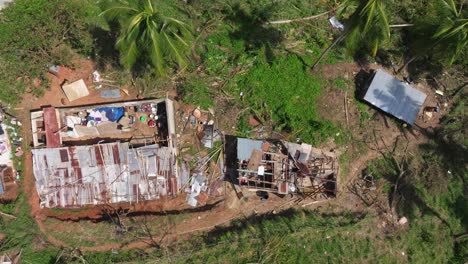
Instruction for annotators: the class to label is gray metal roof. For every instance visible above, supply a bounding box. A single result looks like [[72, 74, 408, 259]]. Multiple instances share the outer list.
[[364, 69, 427, 124], [237, 138, 263, 160]]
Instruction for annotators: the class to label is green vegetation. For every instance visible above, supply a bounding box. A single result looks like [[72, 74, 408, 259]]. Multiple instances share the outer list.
[[239, 55, 338, 143], [406, 0, 468, 67], [365, 140, 467, 262], [0, 0, 100, 103], [178, 77, 213, 109], [99, 0, 193, 76], [339, 0, 392, 57], [0, 0, 466, 263], [0, 194, 50, 262]]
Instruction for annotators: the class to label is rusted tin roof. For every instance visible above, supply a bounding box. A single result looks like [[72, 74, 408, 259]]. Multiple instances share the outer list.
[[32, 142, 181, 208], [43, 107, 61, 147]]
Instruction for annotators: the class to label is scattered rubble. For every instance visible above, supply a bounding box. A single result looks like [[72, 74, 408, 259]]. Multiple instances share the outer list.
[[0, 106, 19, 201], [226, 137, 338, 200]]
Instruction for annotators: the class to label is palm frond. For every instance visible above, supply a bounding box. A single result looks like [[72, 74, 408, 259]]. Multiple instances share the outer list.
[[99, 6, 138, 20], [116, 25, 140, 69], [148, 28, 165, 76], [361, 0, 377, 34], [162, 31, 187, 67], [100, 0, 194, 75], [378, 1, 390, 38], [441, 0, 458, 16]]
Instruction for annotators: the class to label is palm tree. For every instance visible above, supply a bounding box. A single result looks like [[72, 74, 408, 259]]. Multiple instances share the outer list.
[[312, 0, 391, 69], [399, 0, 467, 72], [99, 0, 193, 76]]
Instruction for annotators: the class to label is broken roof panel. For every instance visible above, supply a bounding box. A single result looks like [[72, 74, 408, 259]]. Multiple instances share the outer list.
[[363, 69, 427, 124], [62, 79, 90, 102], [237, 138, 263, 160], [43, 107, 61, 147]]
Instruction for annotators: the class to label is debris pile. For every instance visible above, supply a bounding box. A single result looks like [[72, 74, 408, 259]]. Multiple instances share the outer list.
[[231, 137, 337, 200], [0, 104, 20, 200], [31, 99, 173, 147]]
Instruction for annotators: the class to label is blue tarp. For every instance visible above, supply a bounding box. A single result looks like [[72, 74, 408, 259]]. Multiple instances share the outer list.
[[89, 107, 125, 122]]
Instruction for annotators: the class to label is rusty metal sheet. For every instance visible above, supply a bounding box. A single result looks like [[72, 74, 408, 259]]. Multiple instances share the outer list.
[[32, 142, 182, 208], [43, 107, 61, 147]]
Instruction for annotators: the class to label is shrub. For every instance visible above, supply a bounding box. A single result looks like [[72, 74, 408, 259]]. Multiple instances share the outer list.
[[0, 0, 100, 103], [238, 55, 339, 143]]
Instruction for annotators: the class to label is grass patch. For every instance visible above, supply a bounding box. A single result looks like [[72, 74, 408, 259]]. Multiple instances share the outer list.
[[154, 207, 460, 263], [333, 77, 349, 90], [179, 77, 214, 109], [236, 55, 339, 144], [354, 98, 371, 128]]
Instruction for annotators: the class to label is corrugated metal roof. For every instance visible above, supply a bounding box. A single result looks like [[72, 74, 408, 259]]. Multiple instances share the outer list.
[[32, 142, 182, 208], [43, 107, 61, 147], [237, 138, 263, 160], [363, 69, 427, 124]]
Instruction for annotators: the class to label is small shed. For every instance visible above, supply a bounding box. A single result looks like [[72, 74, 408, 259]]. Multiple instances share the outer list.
[[363, 69, 427, 124], [62, 79, 89, 102]]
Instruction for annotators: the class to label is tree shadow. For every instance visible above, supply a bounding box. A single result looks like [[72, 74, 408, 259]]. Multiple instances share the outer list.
[[353, 69, 373, 99], [419, 136, 468, 231], [201, 208, 365, 245], [90, 22, 121, 70], [407, 59, 444, 81], [223, 3, 283, 53]]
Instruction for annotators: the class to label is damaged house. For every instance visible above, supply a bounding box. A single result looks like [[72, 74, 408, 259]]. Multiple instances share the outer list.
[[226, 137, 337, 199], [30, 99, 190, 208]]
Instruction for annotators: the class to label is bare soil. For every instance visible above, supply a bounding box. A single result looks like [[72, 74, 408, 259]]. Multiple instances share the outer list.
[[38, 186, 297, 252]]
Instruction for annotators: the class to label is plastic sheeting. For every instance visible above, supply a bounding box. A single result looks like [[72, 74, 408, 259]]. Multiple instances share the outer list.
[[88, 107, 124, 122], [100, 89, 121, 99]]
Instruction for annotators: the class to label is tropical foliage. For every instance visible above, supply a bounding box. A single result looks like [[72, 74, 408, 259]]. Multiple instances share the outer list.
[[408, 0, 467, 66], [338, 0, 391, 57], [99, 0, 193, 76], [0, 0, 466, 263], [0, 0, 99, 102], [311, 0, 392, 69]]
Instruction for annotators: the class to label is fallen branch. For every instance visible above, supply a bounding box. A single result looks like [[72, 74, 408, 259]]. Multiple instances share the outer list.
[[344, 91, 349, 126], [266, 10, 330, 25], [311, 33, 346, 70], [389, 24, 414, 28], [0, 211, 17, 219]]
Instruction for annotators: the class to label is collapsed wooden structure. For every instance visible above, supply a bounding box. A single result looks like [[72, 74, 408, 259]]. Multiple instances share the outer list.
[[233, 138, 337, 199]]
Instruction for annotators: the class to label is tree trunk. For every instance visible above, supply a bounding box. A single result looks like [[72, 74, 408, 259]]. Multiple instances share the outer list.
[[311, 34, 346, 70], [454, 232, 468, 242], [389, 24, 414, 28], [266, 11, 330, 25], [451, 81, 467, 97], [397, 56, 417, 74]]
